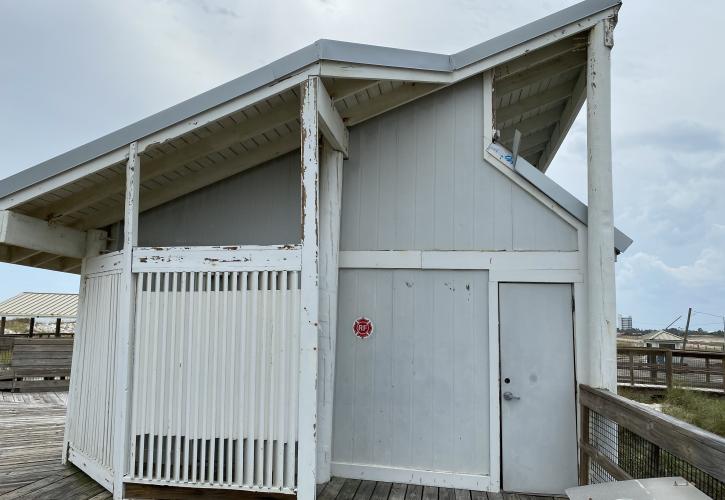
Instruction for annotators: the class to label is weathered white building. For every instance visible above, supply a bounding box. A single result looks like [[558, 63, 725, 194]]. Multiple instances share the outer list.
[[0, 0, 631, 497]]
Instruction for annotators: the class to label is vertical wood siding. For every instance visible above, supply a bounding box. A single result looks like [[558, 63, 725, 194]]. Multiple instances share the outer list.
[[340, 76, 577, 251], [138, 152, 301, 247], [66, 268, 120, 473], [128, 270, 300, 493], [332, 269, 490, 475]]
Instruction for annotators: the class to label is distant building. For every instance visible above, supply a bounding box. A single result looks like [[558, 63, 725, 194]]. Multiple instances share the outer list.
[[641, 330, 684, 350], [618, 315, 633, 330]]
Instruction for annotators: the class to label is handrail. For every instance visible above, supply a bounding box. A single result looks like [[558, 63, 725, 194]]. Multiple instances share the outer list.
[[579, 384, 725, 498]]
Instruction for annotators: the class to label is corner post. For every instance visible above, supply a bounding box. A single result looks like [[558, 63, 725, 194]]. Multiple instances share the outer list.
[[299, 77, 320, 500], [586, 18, 617, 391], [113, 142, 140, 499], [316, 140, 344, 484]]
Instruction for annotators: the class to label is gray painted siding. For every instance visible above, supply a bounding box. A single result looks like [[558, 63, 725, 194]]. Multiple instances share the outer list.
[[138, 152, 300, 247], [340, 76, 577, 251], [333, 269, 490, 475]]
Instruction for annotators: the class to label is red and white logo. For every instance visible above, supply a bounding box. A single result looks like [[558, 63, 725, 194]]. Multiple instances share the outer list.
[[353, 317, 373, 339]]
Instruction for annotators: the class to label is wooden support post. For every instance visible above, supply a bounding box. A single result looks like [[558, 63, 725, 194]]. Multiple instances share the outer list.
[[316, 141, 344, 484], [28, 317, 35, 337], [665, 350, 673, 390], [0, 317, 5, 335], [586, 18, 617, 391], [299, 77, 320, 500], [55, 318, 62, 337], [579, 403, 590, 486], [112, 142, 140, 499], [683, 307, 692, 350], [629, 351, 634, 386]]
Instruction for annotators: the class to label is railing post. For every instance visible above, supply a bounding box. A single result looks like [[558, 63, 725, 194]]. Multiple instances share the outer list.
[[629, 351, 634, 386], [579, 400, 590, 486], [705, 357, 711, 385], [665, 350, 673, 390]]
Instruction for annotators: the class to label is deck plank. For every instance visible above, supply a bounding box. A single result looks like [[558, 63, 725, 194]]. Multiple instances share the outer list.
[[337, 478, 363, 500], [405, 484, 423, 500], [353, 480, 377, 500], [388, 483, 408, 500], [319, 476, 347, 500], [371, 481, 392, 500]]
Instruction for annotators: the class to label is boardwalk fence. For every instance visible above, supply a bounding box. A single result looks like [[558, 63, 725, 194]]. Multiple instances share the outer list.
[[617, 347, 725, 393], [0, 336, 73, 391], [579, 384, 725, 499]]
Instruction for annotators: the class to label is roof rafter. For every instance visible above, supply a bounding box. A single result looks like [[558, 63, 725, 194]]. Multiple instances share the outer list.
[[75, 132, 301, 230]]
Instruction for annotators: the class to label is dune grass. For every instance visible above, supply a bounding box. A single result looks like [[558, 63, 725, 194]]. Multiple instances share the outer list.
[[619, 387, 725, 438]]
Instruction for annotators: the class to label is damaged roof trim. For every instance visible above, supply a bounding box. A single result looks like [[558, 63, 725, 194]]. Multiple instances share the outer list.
[[0, 0, 620, 201]]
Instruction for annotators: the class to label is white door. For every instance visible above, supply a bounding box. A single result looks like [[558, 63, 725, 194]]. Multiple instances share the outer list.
[[499, 283, 577, 495]]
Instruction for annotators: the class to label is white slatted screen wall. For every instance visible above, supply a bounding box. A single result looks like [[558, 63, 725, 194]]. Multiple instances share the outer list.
[[128, 270, 300, 493], [66, 269, 120, 472]]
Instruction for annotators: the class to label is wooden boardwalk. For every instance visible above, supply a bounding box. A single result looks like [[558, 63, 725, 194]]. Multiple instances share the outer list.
[[0, 393, 562, 499]]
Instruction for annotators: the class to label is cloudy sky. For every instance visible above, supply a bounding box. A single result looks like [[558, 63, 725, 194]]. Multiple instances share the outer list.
[[1, 0, 723, 331]]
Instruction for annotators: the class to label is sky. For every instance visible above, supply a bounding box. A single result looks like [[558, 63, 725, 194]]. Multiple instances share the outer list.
[[0, 0, 724, 331]]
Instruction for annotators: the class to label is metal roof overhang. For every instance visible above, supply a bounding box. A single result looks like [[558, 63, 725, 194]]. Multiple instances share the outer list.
[[0, 0, 629, 272]]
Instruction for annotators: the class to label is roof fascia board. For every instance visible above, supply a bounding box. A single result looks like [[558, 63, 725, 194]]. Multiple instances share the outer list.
[[317, 39, 452, 72], [319, 5, 618, 86], [0, 64, 320, 210], [452, 0, 620, 69], [486, 144, 632, 253], [0, 0, 622, 204]]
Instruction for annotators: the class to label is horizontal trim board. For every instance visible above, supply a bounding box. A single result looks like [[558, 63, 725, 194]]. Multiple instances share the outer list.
[[132, 245, 302, 272], [68, 447, 114, 493], [490, 269, 583, 283], [339, 250, 580, 270], [83, 251, 124, 276], [123, 478, 296, 496], [330, 462, 492, 491]]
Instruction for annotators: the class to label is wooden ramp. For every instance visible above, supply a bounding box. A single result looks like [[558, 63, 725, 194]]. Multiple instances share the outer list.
[[0, 392, 562, 499]]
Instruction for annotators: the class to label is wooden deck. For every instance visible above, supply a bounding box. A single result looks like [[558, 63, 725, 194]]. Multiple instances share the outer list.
[[0, 392, 562, 499]]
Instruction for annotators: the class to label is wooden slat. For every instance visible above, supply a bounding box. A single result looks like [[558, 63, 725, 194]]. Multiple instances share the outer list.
[[580, 384, 725, 482]]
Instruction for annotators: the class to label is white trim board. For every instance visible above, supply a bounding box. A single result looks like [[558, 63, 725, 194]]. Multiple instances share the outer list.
[[132, 245, 302, 272], [330, 462, 492, 491], [68, 447, 114, 493], [339, 250, 580, 271]]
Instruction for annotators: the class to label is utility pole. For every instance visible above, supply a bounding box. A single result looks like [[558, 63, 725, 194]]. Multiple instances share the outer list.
[[682, 307, 692, 350]]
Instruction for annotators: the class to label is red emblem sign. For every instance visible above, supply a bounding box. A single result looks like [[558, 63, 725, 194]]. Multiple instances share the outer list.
[[353, 317, 373, 339]]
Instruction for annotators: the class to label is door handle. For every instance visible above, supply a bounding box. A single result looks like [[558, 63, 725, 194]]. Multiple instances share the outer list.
[[503, 391, 520, 401]]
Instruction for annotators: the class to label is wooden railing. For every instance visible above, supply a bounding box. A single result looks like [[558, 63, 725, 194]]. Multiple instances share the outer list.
[[0, 336, 73, 391], [617, 346, 725, 393], [579, 384, 725, 499]]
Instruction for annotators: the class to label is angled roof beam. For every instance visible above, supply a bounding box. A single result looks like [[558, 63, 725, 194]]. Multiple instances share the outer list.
[[316, 79, 349, 155], [0, 210, 88, 259], [494, 36, 585, 80], [495, 79, 576, 125], [495, 52, 586, 97], [498, 105, 565, 143], [29, 101, 300, 222], [538, 68, 587, 171], [75, 133, 301, 230], [340, 82, 443, 126]]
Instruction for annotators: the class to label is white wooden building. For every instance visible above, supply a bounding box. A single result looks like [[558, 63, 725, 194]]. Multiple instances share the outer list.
[[0, 0, 632, 497]]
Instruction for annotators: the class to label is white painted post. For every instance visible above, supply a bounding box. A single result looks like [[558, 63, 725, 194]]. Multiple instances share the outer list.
[[316, 141, 343, 484], [299, 77, 320, 499], [586, 19, 617, 391], [113, 142, 140, 498]]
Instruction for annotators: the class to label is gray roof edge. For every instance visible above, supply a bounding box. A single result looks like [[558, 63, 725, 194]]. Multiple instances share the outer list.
[[452, 0, 621, 69], [489, 155, 633, 254], [0, 0, 622, 201], [0, 42, 321, 199]]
